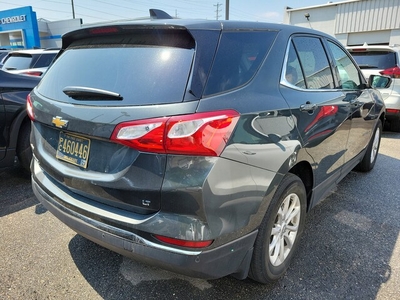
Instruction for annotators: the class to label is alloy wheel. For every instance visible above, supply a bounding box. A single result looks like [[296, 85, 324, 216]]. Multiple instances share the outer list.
[[269, 193, 301, 266]]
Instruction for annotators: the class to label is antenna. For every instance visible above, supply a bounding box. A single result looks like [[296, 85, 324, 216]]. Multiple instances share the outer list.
[[149, 9, 173, 20]]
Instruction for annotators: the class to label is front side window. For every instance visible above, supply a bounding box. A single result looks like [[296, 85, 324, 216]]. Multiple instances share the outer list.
[[328, 41, 361, 90], [291, 36, 335, 89]]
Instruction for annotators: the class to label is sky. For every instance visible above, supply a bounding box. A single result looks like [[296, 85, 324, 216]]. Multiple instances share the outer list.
[[1, 0, 336, 24]]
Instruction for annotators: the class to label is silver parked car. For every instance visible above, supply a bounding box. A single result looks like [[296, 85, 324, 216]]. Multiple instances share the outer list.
[[1, 48, 58, 77], [347, 45, 400, 131]]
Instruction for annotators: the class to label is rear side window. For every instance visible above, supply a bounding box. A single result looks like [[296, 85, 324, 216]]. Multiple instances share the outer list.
[[291, 36, 335, 89], [350, 51, 397, 70], [37, 30, 195, 106], [33, 53, 58, 68], [204, 31, 277, 96], [284, 41, 306, 88]]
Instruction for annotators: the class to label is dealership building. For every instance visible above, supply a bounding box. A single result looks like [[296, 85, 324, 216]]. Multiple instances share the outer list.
[[1, 1, 400, 49], [0, 6, 82, 49], [284, 0, 400, 46]]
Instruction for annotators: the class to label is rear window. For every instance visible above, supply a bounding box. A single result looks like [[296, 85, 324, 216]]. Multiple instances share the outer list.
[[204, 31, 277, 96], [37, 30, 195, 106], [2, 54, 33, 70], [350, 51, 397, 69]]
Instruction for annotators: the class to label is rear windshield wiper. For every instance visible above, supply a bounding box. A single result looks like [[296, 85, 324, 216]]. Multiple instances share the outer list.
[[63, 86, 123, 100], [357, 64, 379, 69]]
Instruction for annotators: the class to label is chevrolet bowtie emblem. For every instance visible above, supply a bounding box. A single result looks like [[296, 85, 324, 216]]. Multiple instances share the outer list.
[[52, 116, 69, 128]]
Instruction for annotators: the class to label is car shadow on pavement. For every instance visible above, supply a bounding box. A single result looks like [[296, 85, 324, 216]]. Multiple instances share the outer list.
[[67, 153, 400, 300], [68, 234, 272, 299], [383, 130, 400, 139], [0, 161, 38, 217]]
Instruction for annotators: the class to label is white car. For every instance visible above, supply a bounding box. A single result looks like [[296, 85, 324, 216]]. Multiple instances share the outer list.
[[1, 48, 59, 77], [347, 45, 400, 132]]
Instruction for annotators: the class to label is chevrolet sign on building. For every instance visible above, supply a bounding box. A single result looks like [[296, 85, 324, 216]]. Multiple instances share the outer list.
[[0, 6, 39, 48], [1, 15, 27, 25], [0, 6, 82, 49]]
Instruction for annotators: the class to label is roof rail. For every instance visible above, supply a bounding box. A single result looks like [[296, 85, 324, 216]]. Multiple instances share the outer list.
[[149, 9, 173, 20]]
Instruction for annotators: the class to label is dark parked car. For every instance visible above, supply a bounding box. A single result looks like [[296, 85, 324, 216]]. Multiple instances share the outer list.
[[29, 12, 389, 283], [0, 70, 40, 170]]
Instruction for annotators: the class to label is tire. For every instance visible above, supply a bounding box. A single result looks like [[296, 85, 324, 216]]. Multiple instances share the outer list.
[[355, 121, 382, 172], [249, 173, 307, 284], [16, 121, 32, 172]]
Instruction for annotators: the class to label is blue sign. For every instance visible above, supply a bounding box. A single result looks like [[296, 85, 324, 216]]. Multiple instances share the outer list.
[[0, 6, 40, 49]]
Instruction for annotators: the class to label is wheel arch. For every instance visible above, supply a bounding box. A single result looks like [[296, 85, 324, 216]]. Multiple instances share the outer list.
[[288, 161, 314, 211], [379, 111, 385, 128], [0, 109, 29, 168], [9, 109, 29, 149]]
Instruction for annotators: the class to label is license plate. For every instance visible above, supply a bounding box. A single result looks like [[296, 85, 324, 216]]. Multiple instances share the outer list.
[[56, 132, 91, 168]]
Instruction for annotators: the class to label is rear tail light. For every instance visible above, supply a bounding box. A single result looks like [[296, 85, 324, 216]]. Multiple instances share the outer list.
[[379, 66, 400, 78], [27, 94, 34, 120], [387, 109, 400, 114], [89, 27, 120, 35], [111, 110, 240, 156], [154, 234, 213, 248], [349, 48, 367, 52]]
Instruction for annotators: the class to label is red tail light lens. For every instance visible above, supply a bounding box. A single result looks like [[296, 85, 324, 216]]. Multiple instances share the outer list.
[[27, 94, 34, 120], [111, 110, 240, 156], [349, 48, 367, 52], [89, 27, 120, 35], [112, 118, 167, 153], [154, 235, 213, 248], [379, 66, 400, 78], [22, 71, 43, 76]]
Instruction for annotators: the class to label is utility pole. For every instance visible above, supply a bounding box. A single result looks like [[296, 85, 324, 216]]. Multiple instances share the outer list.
[[71, 0, 76, 19], [225, 0, 229, 20], [214, 2, 222, 20]]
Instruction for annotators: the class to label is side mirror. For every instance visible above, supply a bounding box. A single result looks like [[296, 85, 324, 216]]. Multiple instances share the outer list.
[[369, 75, 392, 89]]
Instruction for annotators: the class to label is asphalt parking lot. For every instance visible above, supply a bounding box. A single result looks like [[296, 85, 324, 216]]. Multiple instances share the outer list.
[[1, 131, 399, 300]]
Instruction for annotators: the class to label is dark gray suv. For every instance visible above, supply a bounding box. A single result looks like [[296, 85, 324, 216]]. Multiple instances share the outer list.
[[29, 14, 388, 283]]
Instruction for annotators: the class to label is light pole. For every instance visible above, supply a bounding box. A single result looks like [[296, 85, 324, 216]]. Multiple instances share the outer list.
[[71, 0, 76, 19], [225, 0, 229, 20]]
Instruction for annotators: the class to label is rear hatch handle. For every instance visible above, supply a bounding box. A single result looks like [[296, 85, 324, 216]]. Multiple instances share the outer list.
[[63, 86, 123, 100]]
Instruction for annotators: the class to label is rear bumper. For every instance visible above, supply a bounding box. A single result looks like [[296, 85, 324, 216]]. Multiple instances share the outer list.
[[382, 83, 400, 114], [32, 170, 258, 280], [385, 108, 400, 121], [382, 92, 400, 122]]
